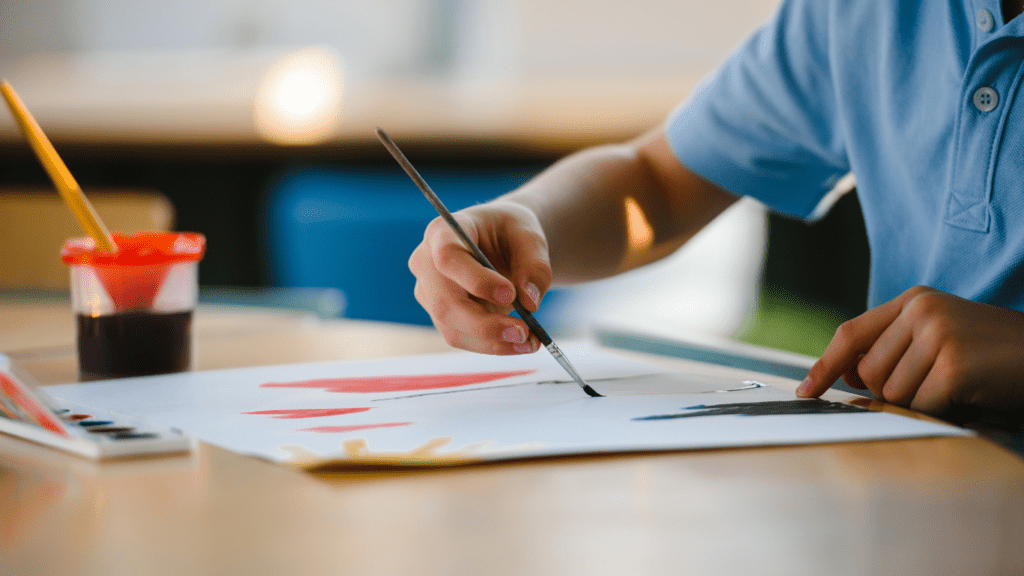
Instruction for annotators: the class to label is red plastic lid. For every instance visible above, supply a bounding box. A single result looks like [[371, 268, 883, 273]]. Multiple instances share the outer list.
[[61, 232, 206, 266]]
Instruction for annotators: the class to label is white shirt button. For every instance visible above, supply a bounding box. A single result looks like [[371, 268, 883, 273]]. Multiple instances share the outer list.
[[977, 8, 994, 32], [974, 87, 999, 112]]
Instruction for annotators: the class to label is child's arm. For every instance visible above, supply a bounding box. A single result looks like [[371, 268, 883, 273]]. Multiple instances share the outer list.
[[407, 128, 737, 356]]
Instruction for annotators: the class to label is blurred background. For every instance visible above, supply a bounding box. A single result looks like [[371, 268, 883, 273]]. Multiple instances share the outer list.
[[0, 0, 869, 356]]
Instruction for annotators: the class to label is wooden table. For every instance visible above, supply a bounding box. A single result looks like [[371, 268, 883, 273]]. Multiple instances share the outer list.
[[2, 295, 1023, 576]]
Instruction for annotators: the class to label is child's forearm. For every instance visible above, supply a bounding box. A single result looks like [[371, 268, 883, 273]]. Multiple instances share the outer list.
[[499, 128, 738, 285]]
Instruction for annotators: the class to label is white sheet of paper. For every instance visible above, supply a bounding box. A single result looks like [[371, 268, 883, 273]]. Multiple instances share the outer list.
[[47, 343, 969, 467]]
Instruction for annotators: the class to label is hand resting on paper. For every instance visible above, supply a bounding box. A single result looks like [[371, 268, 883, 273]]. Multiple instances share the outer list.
[[798, 285, 1024, 419]]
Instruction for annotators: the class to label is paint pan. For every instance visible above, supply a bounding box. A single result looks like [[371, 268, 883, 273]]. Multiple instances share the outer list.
[[0, 354, 193, 459]]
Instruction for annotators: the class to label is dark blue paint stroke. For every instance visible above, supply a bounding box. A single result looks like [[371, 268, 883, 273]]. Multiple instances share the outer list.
[[633, 399, 871, 421]]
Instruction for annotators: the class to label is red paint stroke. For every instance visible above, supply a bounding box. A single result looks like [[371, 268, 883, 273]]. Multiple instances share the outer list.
[[242, 407, 372, 419], [301, 422, 413, 433], [261, 369, 536, 394]]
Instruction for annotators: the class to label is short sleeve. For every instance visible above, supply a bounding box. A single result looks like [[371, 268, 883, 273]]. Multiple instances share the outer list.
[[666, 0, 850, 220]]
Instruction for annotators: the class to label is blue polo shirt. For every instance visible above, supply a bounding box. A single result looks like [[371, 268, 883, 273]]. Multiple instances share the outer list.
[[667, 0, 1024, 310]]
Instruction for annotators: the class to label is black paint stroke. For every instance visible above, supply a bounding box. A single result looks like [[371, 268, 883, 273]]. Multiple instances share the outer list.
[[633, 399, 871, 421]]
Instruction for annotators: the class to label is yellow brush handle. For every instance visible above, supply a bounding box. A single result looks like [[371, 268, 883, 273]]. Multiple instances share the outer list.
[[1, 80, 117, 252]]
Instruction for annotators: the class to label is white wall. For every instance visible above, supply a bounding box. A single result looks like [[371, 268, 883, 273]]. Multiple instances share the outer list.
[[2, 0, 778, 82], [0, 0, 781, 338]]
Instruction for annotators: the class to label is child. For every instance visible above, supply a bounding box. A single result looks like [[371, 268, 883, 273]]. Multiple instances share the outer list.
[[408, 0, 1024, 418]]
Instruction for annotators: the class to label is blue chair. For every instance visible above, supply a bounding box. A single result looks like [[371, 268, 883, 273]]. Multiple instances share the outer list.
[[265, 166, 539, 325]]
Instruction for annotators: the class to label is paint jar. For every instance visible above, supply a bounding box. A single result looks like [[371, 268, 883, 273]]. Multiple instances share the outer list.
[[61, 232, 206, 381]]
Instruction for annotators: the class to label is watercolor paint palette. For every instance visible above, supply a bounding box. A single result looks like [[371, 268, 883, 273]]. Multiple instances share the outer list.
[[0, 354, 193, 459]]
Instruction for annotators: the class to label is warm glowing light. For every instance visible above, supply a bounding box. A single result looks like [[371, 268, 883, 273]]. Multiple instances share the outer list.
[[254, 47, 343, 145], [624, 196, 654, 252]]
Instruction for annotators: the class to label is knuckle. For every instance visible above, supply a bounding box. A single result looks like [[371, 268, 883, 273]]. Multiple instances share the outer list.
[[886, 390, 914, 408], [903, 290, 947, 319], [832, 320, 862, 346], [447, 325, 507, 356], [434, 243, 461, 272], [465, 276, 496, 302], [852, 358, 883, 395], [425, 215, 450, 236], [881, 377, 913, 406], [486, 340, 510, 356], [405, 256, 425, 280], [408, 245, 428, 275], [530, 259, 553, 286], [855, 359, 882, 389], [920, 319, 954, 349], [442, 330, 467, 350], [415, 278, 442, 307], [909, 307, 956, 347], [521, 227, 550, 252], [904, 285, 934, 299], [856, 366, 886, 397]]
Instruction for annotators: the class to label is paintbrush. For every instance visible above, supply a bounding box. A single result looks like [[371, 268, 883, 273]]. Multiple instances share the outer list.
[[376, 127, 601, 398], [1, 80, 117, 252]]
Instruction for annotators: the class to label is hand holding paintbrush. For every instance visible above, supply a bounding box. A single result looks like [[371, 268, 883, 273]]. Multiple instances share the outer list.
[[376, 128, 601, 397]]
